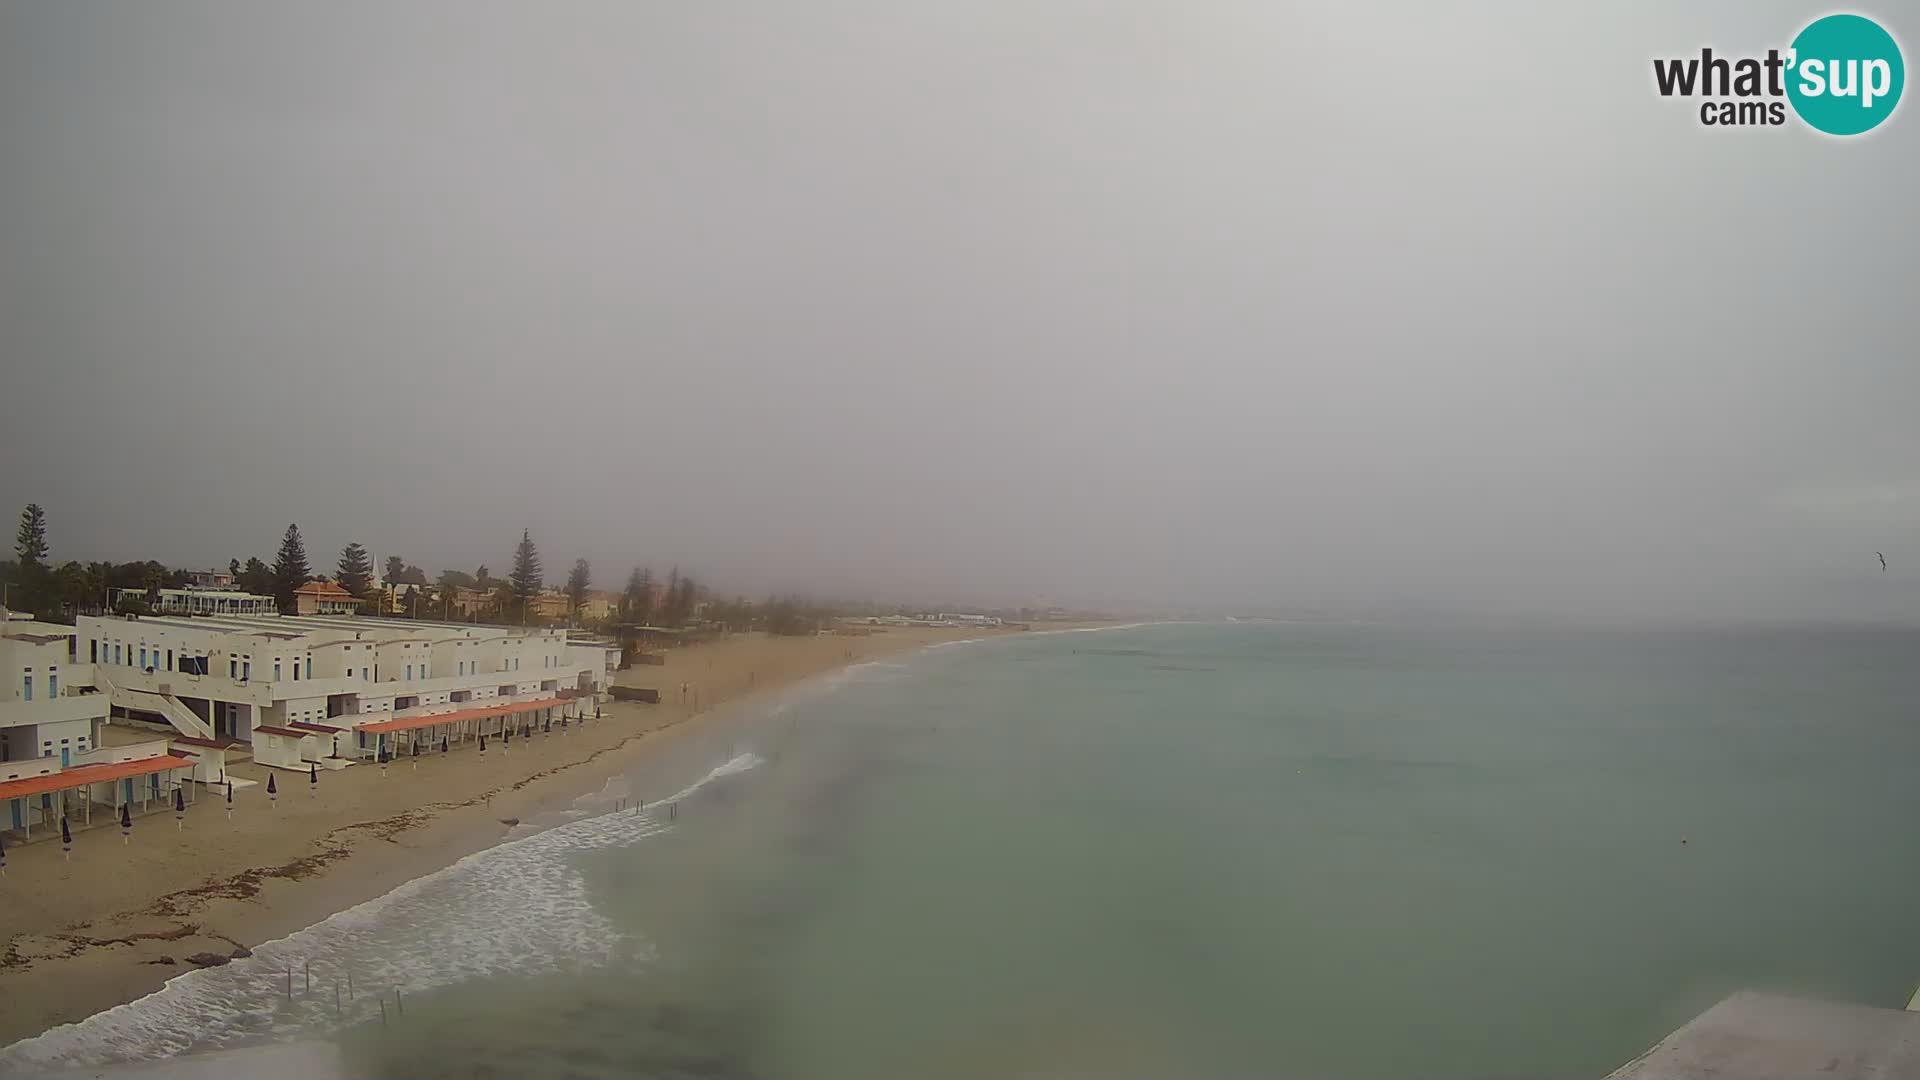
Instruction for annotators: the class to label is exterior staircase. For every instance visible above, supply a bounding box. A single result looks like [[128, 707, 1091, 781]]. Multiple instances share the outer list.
[[96, 670, 217, 741]]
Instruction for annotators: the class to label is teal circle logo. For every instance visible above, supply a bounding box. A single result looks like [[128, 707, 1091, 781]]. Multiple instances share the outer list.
[[1786, 14, 1904, 135]]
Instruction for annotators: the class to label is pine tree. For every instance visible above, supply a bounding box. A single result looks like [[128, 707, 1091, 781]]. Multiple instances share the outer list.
[[509, 529, 542, 607], [623, 566, 654, 624], [15, 504, 48, 568], [272, 524, 310, 614], [566, 558, 592, 614], [337, 542, 373, 599], [8, 503, 50, 613]]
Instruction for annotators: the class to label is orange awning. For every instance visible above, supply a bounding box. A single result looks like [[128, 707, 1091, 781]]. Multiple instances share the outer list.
[[0, 755, 192, 803], [355, 696, 573, 736]]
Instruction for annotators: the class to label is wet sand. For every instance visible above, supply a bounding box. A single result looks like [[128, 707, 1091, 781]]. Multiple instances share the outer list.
[[0, 625, 1022, 1049]]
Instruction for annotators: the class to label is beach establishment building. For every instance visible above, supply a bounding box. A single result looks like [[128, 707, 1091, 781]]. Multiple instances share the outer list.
[[72, 610, 617, 755], [115, 587, 278, 617], [2, 609, 202, 838], [2, 612, 110, 769], [2, 608, 616, 843]]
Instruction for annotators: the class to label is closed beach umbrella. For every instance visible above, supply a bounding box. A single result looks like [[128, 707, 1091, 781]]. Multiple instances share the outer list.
[[309, 762, 318, 796], [1, 830, 8, 875], [226, 780, 234, 821], [120, 802, 132, 844], [174, 786, 185, 830], [267, 773, 278, 806], [61, 815, 72, 861], [503, 726, 511, 755], [441, 736, 449, 755], [479, 734, 487, 757], [543, 717, 551, 735]]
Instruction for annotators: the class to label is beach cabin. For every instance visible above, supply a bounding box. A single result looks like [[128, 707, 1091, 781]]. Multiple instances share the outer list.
[[167, 736, 234, 784], [291, 721, 354, 765], [251, 725, 320, 770]]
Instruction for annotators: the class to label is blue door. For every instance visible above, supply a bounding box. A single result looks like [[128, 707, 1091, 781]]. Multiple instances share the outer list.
[[124, 778, 135, 803], [9, 799, 20, 829], [60, 746, 70, 767]]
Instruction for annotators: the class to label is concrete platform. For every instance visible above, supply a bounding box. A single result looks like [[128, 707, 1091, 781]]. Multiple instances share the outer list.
[[1606, 991, 1920, 1079]]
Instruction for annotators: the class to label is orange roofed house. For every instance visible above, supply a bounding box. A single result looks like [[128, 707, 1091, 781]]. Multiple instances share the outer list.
[[293, 580, 362, 615]]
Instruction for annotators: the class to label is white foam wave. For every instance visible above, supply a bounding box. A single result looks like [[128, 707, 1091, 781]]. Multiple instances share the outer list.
[[0, 753, 764, 1071], [1026, 621, 1162, 636]]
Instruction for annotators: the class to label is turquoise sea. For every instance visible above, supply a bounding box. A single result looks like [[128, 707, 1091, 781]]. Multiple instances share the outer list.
[[9, 622, 1920, 1079]]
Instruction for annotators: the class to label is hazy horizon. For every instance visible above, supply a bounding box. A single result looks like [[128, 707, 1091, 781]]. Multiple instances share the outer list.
[[3, 2, 1914, 620]]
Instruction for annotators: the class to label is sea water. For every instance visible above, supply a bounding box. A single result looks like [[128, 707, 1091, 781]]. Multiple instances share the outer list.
[[8, 622, 1920, 1079]]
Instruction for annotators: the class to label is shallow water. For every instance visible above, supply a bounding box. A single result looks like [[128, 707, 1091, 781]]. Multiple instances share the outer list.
[[10, 622, 1920, 1079]]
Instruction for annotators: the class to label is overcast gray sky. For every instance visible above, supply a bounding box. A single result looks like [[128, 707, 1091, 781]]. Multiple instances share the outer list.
[[1, 2, 1913, 619]]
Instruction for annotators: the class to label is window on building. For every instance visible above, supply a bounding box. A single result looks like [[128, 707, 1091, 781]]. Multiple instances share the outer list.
[[243, 661, 251, 681], [166, 649, 173, 671], [274, 660, 282, 682], [230, 658, 238, 679], [406, 664, 413, 680], [90, 639, 98, 663], [306, 657, 312, 679], [140, 647, 148, 669], [49, 674, 58, 696], [22, 675, 32, 701]]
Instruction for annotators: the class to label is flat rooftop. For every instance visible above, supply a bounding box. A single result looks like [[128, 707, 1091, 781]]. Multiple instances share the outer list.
[[1606, 992, 1920, 1080], [84, 613, 561, 641]]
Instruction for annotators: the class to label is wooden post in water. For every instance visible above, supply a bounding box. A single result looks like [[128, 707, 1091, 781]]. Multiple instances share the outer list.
[[334, 984, 341, 1017], [347, 967, 354, 1000], [396, 988, 403, 1015], [304, 959, 311, 994], [379, 1000, 388, 1026]]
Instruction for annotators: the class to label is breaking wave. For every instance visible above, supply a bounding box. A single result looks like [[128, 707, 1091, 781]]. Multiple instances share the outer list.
[[0, 754, 764, 1070]]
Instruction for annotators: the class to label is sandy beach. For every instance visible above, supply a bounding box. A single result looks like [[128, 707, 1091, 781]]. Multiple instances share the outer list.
[[0, 625, 1022, 1050]]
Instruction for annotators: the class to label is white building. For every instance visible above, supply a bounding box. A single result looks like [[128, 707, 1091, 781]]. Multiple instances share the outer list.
[[1, 608, 120, 835], [1, 611, 109, 769], [115, 588, 278, 617], [73, 611, 618, 757], [935, 612, 1003, 627]]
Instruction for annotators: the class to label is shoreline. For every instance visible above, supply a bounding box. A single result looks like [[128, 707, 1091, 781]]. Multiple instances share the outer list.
[[0, 624, 1056, 1052]]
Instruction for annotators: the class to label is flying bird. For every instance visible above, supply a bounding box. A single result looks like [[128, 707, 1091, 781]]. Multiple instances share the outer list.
[[1876, 552, 1886, 572]]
